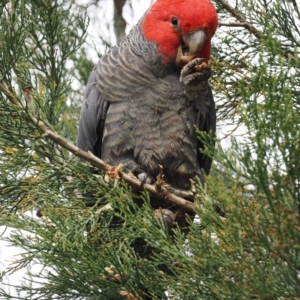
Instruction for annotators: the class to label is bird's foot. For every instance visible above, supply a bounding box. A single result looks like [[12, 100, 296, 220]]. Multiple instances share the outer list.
[[137, 172, 154, 185], [154, 209, 176, 231], [180, 58, 211, 99]]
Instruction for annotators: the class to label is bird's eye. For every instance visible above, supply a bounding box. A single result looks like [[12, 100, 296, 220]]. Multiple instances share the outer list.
[[171, 17, 179, 26]]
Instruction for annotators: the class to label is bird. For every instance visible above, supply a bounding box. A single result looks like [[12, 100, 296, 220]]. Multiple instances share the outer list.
[[77, 0, 218, 220]]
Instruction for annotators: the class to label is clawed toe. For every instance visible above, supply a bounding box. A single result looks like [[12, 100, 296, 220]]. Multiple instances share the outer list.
[[138, 172, 154, 185]]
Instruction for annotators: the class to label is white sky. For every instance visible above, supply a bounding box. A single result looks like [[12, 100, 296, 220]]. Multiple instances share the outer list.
[[80, 0, 153, 61]]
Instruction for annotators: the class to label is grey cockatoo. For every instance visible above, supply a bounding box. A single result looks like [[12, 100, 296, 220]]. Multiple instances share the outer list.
[[77, 0, 217, 193]]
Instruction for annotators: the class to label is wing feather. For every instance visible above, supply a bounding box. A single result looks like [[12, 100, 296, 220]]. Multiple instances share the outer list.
[[77, 67, 109, 158], [196, 84, 216, 175]]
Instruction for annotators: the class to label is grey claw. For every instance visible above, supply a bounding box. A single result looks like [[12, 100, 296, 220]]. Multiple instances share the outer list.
[[154, 209, 175, 231], [180, 58, 211, 84], [180, 58, 211, 99], [138, 172, 154, 184]]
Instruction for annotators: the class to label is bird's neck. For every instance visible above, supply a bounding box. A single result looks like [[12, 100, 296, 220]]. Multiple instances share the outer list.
[[124, 17, 178, 78]]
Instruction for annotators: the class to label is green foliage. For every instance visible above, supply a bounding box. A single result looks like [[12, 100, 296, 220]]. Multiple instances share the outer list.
[[1, 0, 300, 299], [71, 48, 95, 86]]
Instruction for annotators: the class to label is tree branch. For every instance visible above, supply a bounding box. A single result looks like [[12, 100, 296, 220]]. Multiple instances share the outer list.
[[217, 0, 297, 61], [291, 0, 300, 19], [219, 22, 252, 28], [113, 0, 126, 44], [0, 84, 199, 213], [0, 82, 20, 106], [217, 0, 261, 40]]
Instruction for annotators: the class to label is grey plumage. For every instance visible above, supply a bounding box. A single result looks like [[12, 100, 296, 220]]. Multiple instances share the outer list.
[[77, 16, 216, 191]]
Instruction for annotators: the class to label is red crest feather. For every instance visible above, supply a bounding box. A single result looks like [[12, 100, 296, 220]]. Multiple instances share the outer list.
[[142, 0, 218, 63]]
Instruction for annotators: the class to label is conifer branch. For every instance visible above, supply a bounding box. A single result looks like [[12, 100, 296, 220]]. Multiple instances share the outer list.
[[217, 0, 297, 61], [217, 0, 261, 40], [0, 83, 199, 213]]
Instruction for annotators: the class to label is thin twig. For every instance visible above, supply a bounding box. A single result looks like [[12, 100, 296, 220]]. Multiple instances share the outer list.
[[217, 0, 297, 61], [0, 84, 198, 213], [219, 22, 251, 28], [291, 0, 300, 18], [217, 0, 261, 40], [0, 111, 20, 117], [0, 82, 20, 106]]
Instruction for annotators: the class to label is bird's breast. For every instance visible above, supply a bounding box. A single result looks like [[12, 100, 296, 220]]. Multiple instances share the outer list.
[[132, 104, 199, 188]]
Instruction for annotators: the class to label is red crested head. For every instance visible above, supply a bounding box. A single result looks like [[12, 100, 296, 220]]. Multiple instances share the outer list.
[[141, 0, 218, 65]]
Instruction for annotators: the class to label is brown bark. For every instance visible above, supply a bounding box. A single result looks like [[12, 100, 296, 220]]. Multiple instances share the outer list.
[[113, 0, 127, 44]]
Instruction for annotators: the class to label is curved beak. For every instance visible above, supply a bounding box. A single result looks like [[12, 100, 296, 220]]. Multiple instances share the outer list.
[[176, 29, 207, 67]]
